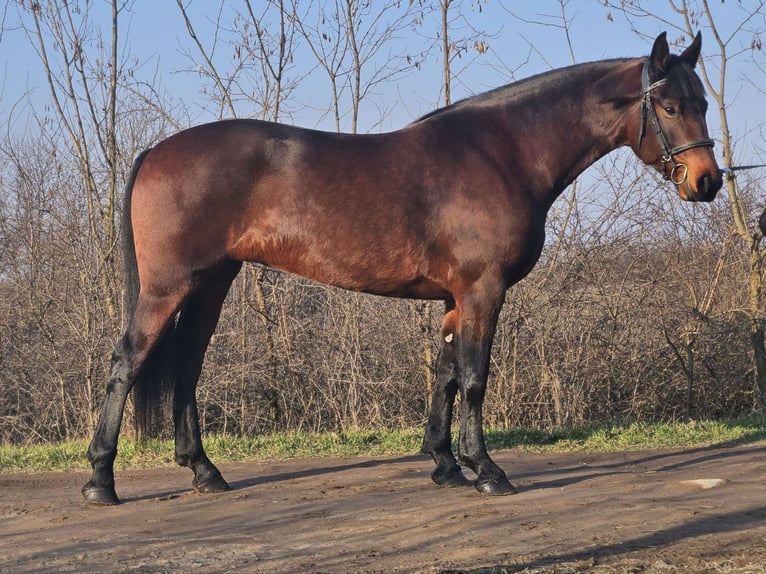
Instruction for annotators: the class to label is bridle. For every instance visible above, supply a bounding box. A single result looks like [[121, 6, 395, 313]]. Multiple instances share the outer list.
[[638, 60, 715, 185]]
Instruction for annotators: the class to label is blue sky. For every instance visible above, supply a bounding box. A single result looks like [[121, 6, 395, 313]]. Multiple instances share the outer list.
[[1, 1, 764, 166]]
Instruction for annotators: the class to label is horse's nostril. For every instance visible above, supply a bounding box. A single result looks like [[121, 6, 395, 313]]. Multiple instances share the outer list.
[[696, 173, 721, 201]]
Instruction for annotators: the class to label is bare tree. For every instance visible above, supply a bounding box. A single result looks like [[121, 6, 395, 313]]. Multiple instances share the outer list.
[[176, 0, 300, 121], [21, 0, 123, 318], [3, 1, 766, 445], [604, 0, 766, 410], [1, 0, 176, 441], [294, 0, 427, 133]]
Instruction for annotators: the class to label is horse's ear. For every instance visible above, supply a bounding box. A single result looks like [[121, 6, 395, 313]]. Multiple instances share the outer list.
[[679, 31, 703, 68], [649, 32, 670, 77]]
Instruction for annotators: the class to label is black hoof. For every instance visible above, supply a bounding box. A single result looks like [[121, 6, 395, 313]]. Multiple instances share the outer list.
[[82, 482, 120, 506], [193, 473, 230, 494], [474, 474, 517, 496], [431, 466, 472, 488]]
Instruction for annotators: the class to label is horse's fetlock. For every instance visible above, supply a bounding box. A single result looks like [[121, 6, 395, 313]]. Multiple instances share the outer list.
[[457, 453, 478, 474], [175, 454, 193, 468]]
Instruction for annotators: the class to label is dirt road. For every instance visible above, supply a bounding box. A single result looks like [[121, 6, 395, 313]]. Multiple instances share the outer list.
[[2, 442, 765, 573]]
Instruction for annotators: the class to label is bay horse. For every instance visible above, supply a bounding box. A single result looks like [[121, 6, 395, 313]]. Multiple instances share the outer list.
[[83, 32, 721, 505]]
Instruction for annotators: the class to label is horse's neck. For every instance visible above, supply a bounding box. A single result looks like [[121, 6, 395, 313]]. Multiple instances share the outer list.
[[495, 59, 640, 209]]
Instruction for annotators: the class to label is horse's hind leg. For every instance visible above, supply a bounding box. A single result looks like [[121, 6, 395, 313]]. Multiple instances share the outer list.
[[173, 262, 241, 493], [82, 292, 187, 505]]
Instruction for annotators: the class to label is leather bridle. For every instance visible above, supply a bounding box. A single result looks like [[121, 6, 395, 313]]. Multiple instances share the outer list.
[[638, 60, 715, 185]]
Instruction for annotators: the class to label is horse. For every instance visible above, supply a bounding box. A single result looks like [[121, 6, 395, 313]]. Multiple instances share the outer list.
[[82, 32, 722, 505]]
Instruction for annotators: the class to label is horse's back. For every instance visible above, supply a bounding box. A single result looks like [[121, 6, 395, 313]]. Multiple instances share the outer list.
[[129, 120, 451, 297]]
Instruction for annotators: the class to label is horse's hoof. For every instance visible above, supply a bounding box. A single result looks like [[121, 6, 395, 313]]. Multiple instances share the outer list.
[[474, 474, 517, 496], [82, 482, 120, 505], [431, 467, 472, 488], [193, 473, 230, 493]]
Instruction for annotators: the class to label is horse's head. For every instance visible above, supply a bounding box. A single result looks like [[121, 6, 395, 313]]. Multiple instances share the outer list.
[[633, 32, 722, 202]]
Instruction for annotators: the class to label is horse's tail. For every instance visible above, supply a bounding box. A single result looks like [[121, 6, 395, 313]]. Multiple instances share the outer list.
[[122, 148, 174, 440]]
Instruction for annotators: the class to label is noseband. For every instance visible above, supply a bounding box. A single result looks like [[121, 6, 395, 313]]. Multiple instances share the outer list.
[[638, 60, 715, 185]]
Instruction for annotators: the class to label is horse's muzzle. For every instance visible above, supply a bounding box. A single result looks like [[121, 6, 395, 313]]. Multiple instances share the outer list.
[[685, 170, 722, 202]]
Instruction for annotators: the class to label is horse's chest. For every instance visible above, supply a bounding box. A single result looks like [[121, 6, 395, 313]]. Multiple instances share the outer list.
[[501, 219, 546, 284]]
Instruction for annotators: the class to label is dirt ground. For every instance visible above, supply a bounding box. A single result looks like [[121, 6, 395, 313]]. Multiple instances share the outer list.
[[1, 442, 765, 574]]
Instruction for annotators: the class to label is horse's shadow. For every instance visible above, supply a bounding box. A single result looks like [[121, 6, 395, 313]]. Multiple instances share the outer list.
[[513, 441, 766, 492], [226, 454, 428, 490], [119, 454, 428, 503], [119, 441, 764, 503]]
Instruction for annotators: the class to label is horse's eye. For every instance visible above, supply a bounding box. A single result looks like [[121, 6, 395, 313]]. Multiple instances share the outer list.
[[663, 105, 679, 116]]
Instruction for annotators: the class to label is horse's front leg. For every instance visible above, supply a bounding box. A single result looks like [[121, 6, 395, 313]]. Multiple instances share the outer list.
[[456, 285, 516, 495], [421, 306, 471, 487], [456, 337, 516, 495]]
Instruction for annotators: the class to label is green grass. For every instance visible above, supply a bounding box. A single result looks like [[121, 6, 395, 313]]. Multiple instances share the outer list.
[[1, 415, 764, 474], [485, 415, 766, 452]]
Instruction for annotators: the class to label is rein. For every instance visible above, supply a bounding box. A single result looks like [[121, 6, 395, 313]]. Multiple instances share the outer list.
[[638, 60, 715, 185]]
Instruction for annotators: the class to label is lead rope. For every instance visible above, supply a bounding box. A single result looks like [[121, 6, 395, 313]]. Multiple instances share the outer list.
[[721, 164, 766, 174]]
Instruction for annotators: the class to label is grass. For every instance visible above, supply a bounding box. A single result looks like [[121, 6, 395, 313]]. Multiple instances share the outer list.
[[1, 415, 764, 474]]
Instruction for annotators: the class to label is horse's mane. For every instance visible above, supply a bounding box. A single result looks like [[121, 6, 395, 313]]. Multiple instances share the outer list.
[[411, 55, 704, 124]]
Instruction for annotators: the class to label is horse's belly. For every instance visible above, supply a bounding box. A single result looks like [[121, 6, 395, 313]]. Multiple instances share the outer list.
[[230, 230, 446, 299]]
